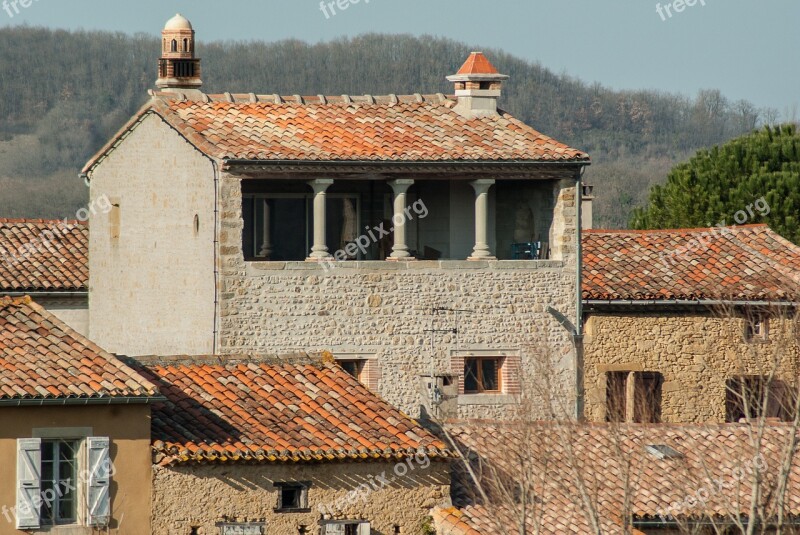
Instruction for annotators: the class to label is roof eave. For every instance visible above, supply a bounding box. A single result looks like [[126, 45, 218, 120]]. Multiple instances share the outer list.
[[223, 158, 590, 179], [583, 298, 799, 308], [0, 395, 166, 407]]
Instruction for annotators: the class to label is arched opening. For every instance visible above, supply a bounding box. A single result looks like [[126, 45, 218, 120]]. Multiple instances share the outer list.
[[171, 39, 178, 53], [183, 39, 189, 52]]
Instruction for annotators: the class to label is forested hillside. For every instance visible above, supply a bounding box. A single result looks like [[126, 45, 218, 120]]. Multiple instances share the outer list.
[[0, 27, 769, 226]]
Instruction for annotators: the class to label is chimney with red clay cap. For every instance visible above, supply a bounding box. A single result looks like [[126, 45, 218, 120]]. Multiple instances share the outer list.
[[447, 52, 509, 118]]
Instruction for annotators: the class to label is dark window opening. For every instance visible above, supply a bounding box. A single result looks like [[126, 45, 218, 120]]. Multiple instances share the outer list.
[[242, 195, 360, 262], [633, 372, 663, 423], [726, 376, 787, 422], [171, 39, 178, 52], [606, 372, 628, 423], [479, 81, 492, 90], [183, 38, 188, 51], [464, 357, 502, 394], [337, 360, 365, 381], [606, 371, 663, 423], [274, 482, 310, 512]]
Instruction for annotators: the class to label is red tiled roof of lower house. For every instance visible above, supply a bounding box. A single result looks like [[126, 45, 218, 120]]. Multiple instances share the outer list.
[[83, 93, 589, 173], [0, 297, 159, 401], [582, 224, 800, 301], [132, 355, 452, 466], [0, 219, 87, 292], [441, 421, 800, 534]]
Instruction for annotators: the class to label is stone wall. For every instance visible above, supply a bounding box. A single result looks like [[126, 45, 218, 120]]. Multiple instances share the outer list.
[[87, 114, 217, 356], [583, 310, 800, 423], [151, 460, 450, 535], [218, 173, 580, 419]]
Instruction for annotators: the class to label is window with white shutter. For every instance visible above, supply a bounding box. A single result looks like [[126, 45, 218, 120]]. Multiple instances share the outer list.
[[86, 437, 111, 527], [16, 438, 42, 530]]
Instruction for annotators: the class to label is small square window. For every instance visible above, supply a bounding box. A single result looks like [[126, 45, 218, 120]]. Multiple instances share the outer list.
[[464, 357, 503, 394], [744, 313, 769, 342], [273, 482, 310, 513]]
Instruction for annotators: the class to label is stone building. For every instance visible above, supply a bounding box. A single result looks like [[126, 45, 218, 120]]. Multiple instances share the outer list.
[[132, 353, 452, 535], [0, 296, 159, 534], [0, 295, 452, 534], [82, 14, 591, 419], [0, 219, 88, 335], [582, 224, 800, 424]]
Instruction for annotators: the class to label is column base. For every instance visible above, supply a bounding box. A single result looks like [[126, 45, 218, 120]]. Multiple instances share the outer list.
[[386, 257, 417, 262], [467, 256, 496, 261], [305, 256, 333, 262]]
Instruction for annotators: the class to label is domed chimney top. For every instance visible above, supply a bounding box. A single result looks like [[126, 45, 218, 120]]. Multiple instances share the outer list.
[[156, 13, 202, 94], [164, 13, 193, 31]]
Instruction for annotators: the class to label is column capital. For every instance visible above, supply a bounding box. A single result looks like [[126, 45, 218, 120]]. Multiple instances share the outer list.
[[307, 178, 334, 193], [469, 179, 495, 194], [388, 179, 415, 191]]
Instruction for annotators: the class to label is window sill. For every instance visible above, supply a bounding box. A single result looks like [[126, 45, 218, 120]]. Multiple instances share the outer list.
[[273, 507, 311, 514], [458, 394, 518, 405], [30, 526, 93, 535]]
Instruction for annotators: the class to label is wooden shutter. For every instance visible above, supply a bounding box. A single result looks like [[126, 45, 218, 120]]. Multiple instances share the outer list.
[[16, 438, 41, 530], [86, 437, 111, 526]]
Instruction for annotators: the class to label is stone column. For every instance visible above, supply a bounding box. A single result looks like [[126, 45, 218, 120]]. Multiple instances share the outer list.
[[625, 372, 637, 423], [468, 179, 496, 260], [307, 179, 334, 260], [388, 179, 415, 260], [258, 199, 272, 258]]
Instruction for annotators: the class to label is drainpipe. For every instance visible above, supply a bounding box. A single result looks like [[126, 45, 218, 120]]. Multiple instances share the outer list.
[[212, 160, 220, 355], [575, 167, 586, 420]]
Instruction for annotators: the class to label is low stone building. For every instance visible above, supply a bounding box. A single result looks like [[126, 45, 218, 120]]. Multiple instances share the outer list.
[[582, 224, 800, 424], [435, 420, 800, 534], [130, 354, 452, 535], [0, 219, 88, 335], [82, 14, 591, 421], [0, 296, 159, 535]]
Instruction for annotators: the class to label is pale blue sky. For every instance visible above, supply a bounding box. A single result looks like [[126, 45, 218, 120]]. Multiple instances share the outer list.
[[2, 0, 798, 113]]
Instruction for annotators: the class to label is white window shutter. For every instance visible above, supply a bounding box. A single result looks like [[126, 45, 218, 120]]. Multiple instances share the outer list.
[[86, 437, 111, 527], [16, 438, 41, 530], [357, 522, 371, 535]]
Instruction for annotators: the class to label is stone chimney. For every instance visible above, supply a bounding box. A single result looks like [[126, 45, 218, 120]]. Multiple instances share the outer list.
[[156, 14, 203, 95], [582, 184, 594, 230], [447, 52, 509, 118]]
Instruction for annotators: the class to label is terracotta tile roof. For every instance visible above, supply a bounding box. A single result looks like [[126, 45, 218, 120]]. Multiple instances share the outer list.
[[133, 354, 452, 466], [441, 421, 800, 534], [0, 297, 158, 401], [83, 93, 588, 172], [583, 224, 800, 301], [0, 219, 87, 292], [457, 52, 500, 75]]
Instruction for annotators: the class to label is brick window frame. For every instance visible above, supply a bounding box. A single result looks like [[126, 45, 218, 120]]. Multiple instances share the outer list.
[[450, 350, 521, 396]]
